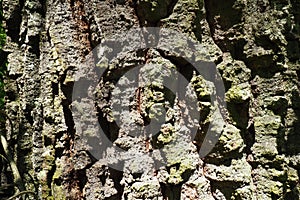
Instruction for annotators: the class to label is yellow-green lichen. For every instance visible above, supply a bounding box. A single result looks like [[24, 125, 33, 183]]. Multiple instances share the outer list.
[[191, 75, 212, 101], [225, 83, 252, 103], [157, 123, 175, 144]]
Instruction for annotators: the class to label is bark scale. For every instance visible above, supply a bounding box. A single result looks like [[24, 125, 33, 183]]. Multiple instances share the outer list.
[[1, 0, 300, 199]]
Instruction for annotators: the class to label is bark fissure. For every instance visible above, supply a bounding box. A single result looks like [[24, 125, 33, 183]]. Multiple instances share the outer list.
[[1, 0, 300, 199]]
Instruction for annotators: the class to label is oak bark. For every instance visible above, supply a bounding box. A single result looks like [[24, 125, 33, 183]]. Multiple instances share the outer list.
[[1, 0, 300, 199]]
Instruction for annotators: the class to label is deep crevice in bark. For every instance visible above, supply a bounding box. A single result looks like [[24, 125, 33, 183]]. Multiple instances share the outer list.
[[160, 183, 182, 200], [134, 0, 179, 27], [203, 0, 244, 55], [108, 167, 124, 200], [210, 180, 240, 200], [2, 0, 300, 199], [5, 0, 24, 44], [244, 123, 255, 155]]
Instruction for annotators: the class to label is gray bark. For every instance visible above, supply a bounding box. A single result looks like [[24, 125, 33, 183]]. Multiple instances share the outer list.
[[1, 0, 300, 199]]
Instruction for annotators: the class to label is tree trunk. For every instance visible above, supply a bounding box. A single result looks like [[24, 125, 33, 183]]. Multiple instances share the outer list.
[[1, 0, 300, 199]]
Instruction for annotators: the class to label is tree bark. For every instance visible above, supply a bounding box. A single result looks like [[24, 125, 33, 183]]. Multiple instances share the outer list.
[[1, 0, 300, 199]]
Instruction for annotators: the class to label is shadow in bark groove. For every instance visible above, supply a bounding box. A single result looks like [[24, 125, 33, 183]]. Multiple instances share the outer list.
[[286, 90, 300, 155], [160, 183, 182, 200], [210, 180, 240, 199], [61, 78, 76, 151], [204, 0, 244, 58], [107, 167, 124, 200], [5, 0, 24, 44], [134, 0, 179, 27]]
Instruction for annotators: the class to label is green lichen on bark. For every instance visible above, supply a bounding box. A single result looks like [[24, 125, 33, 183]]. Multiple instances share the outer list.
[[0, 0, 6, 108], [1, 0, 300, 199]]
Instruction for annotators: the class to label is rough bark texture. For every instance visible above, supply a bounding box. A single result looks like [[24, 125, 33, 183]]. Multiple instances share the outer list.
[[1, 0, 300, 199]]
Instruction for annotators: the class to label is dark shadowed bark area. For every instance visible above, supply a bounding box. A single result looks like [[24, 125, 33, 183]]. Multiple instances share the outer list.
[[0, 0, 300, 199]]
